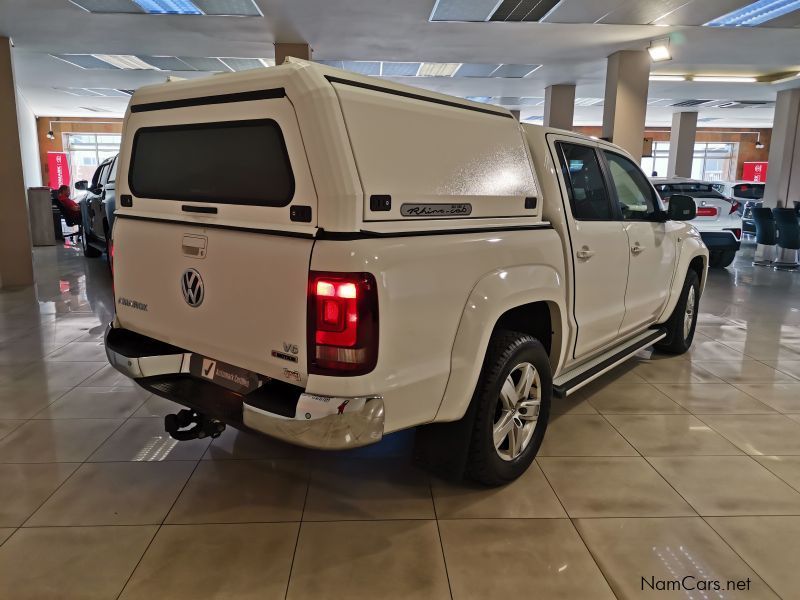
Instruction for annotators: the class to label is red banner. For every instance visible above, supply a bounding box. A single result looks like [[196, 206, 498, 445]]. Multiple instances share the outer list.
[[742, 161, 768, 182], [47, 152, 71, 189]]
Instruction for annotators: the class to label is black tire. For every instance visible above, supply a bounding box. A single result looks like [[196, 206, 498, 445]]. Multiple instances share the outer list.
[[708, 250, 735, 268], [654, 269, 700, 354], [466, 330, 552, 486], [80, 225, 101, 258]]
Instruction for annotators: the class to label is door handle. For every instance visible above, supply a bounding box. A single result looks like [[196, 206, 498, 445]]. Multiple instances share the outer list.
[[576, 247, 595, 260], [631, 244, 645, 255]]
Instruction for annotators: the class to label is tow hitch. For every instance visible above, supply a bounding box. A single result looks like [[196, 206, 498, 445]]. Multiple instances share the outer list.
[[165, 409, 226, 441]]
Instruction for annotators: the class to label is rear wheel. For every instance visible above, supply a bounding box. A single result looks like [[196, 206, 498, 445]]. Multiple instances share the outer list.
[[466, 330, 551, 486], [709, 250, 736, 268], [655, 270, 700, 354]]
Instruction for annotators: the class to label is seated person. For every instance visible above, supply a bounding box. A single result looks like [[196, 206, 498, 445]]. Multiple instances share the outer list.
[[54, 185, 82, 222]]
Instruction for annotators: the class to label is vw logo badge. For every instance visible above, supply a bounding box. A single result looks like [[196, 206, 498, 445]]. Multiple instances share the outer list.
[[181, 269, 204, 308]]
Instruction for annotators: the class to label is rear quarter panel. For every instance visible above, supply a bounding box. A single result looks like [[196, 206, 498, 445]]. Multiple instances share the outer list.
[[309, 227, 566, 432]]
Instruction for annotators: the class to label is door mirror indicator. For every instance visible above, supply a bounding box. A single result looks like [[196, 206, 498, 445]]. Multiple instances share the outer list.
[[666, 194, 697, 221]]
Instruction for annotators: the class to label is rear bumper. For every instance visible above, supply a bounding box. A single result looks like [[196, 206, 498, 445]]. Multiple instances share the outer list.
[[104, 325, 384, 449], [700, 231, 741, 252]]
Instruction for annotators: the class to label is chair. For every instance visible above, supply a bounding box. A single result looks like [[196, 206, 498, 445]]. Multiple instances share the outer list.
[[773, 207, 800, 270], [52, 192, 83, 241], [752, 207, 776, 266]]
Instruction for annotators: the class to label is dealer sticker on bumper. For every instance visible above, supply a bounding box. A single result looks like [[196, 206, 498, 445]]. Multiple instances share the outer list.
[[189, 354, 260, 394]]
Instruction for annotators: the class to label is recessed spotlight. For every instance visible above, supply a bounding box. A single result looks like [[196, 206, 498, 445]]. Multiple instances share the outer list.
[[755, 142, 765, 149], [648, 39, 672, 62], [47, 131, 55, 140]]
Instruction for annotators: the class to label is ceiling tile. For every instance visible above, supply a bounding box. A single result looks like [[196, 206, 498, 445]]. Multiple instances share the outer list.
[[430, 0, 501, 21], [455, 63, 501, 77], [191, 0, 262, 16]]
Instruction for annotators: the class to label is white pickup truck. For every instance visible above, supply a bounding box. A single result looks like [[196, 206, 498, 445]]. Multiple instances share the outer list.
[[105, 59, 708, 485]]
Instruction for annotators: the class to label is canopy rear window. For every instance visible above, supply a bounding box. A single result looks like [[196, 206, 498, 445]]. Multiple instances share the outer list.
[[733, 183, 764, 200], [129, 119, 294, 206], [654, 182, 726, 200]]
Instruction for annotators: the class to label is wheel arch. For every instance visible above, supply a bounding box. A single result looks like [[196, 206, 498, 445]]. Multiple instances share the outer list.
[[434, 265, 566, 423], [658, 238, 708, 324]]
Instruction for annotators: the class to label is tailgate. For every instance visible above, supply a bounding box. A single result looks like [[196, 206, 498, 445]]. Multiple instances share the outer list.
[[693, 197, 729, 222], [113, 88, 319, 386], [113, 219, 312, 384]]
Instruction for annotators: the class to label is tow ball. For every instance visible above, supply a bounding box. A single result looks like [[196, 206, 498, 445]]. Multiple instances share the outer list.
[[165, 409, 226, 441]]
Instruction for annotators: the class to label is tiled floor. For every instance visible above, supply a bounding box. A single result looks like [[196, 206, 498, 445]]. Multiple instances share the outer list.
[[1, 239, 800, 599]]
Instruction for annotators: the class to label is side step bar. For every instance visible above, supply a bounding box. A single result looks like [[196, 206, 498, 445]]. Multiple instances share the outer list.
[[553, 328, 667, 397]]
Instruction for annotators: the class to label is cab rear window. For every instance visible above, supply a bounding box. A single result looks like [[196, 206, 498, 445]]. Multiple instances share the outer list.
[[129, 119, 294, 206]]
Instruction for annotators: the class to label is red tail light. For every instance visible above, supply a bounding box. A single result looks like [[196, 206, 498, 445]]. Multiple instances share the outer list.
[[729, 200, 740, 214], [308, 272, 378, 376]]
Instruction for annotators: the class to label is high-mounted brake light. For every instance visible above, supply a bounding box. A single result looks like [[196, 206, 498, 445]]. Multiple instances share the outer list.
[[308, 272, 378, 376]]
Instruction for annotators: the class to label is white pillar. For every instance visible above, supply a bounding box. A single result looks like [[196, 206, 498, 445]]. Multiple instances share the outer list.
[[544, 84, 575, 131], [602, 50, 651, 160], [667, 111, 698, 178], [0, 38, 34, 288], [763, 88, 800, 208], [274, 43, 312, 65]]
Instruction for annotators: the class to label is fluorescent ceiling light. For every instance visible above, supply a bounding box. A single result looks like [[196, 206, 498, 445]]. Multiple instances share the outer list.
[[492, 64, 540, 78], [417, 62, 461, 77], [218, 57, 266, 71], [191, 0, 262, 16], [93, 54, 159, 69], [381, 62, 421, 77], [647, 39, 672, 62], [132, 0, 202, 14], [650, 75, 686, 81], [692, 76, 758, 83], [705, 0, 800, 26]]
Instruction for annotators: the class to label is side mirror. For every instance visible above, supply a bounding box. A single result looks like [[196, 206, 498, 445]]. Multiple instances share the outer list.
[[666, 194, 696, 221], [74, 180, 88, 191]]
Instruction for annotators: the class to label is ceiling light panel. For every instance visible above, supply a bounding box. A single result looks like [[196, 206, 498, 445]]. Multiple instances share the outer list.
[[93, 54, 159, 69], [177, 56, 231, 71], [51, 54, 121, 69], [455, 63, 501, 77], [137, 56, 195, 70], [341, 61, 382, 76], [69, 0, 144, 13], [133, 0, 202, 14], [55, 87, 104, 97], [418, 62, 461, 77], [191, 0, 261, 16], [465, 96, 494, 103], [492, 64, 540, 78], [218, 57, 266, 71], [430, 0, 503, 21], [705, 0, 800, 26], [692, 76, 758, 82], [574, 97, 604, 106], [490, 0, 561, 21], [380, 62, 421, 76], [650, 75, 686, 81]]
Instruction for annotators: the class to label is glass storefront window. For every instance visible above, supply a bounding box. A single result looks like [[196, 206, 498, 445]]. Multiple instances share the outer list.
[[64, 133, 121, 192], [641, 141, 739, 182]]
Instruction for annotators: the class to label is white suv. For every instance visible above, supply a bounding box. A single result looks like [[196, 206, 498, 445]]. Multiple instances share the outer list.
[[105, 59, 707, 484], [652, 178, 742, 268]]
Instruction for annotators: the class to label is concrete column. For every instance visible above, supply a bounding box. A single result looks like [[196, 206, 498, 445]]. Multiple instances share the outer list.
[[602, 50, 651, 160], [763, 88, 800, 208], [667, 111, 698, 178], [544, 84, 575, 130], [0, 38, 34, 289], [274, 43, 312, 65]]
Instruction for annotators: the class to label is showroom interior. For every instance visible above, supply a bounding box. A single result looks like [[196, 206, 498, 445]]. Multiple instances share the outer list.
[[2, 0, 800, 598]]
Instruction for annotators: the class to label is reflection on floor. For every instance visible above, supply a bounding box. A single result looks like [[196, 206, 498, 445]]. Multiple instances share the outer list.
[[1, 239, 800, 599]]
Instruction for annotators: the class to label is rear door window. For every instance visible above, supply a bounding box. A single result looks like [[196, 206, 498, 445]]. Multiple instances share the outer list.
[[556, 142, 614, 221], [129, 119, 294, 206]]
